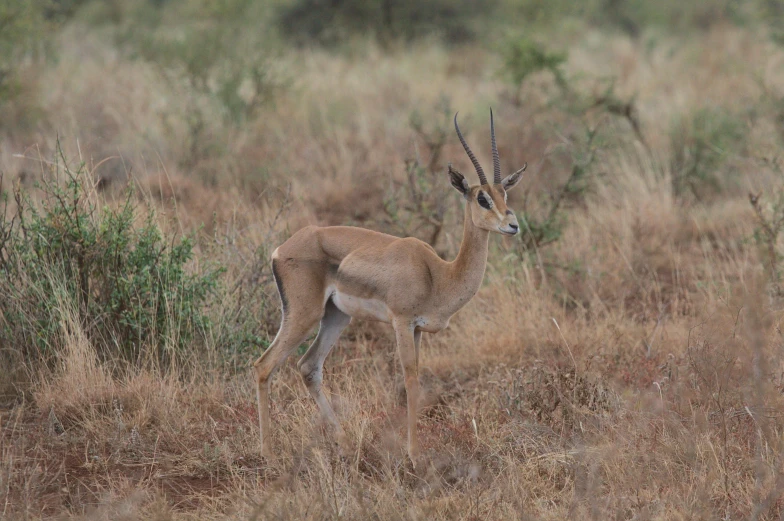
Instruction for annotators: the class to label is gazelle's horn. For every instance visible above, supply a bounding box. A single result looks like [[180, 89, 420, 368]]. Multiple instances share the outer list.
[[490, 108, 501, 185], [454, 112, 487, 185]]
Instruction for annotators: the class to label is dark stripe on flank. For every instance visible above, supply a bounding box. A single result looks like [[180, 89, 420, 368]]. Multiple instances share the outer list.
[[272, 258, 288, 313]]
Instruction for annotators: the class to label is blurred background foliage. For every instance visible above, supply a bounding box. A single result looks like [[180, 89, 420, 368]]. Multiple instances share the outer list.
[[0, 0, 779, 115], [1, 0, 777, 63], [0, 0, 777, 125]]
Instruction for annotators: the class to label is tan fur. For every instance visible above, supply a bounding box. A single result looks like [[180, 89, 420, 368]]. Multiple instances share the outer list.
[[253, 114, 526, 467]]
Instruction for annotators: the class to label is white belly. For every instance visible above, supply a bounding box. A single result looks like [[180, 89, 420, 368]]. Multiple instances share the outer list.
[[331, 290, 391, 322]]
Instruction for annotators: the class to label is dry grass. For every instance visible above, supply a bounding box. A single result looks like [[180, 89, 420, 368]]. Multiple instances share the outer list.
[[4, 18, 784, 520]]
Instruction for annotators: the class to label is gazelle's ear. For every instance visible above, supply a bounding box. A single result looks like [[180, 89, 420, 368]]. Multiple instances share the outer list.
[[448, 164, 470, 198], [500, 163, 527, 191]]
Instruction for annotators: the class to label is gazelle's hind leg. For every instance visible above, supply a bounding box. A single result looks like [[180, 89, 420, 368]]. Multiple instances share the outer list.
[[297, 299, 351, 445], [253, 260, 324, 458], [254, 315, 320, 458]]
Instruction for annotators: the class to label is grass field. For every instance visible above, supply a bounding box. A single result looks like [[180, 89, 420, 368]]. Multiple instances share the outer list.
[[3, 1, 784, 519]]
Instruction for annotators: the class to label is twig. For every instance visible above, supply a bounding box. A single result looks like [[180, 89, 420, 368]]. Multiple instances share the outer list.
[[551, 317, 577, 370]]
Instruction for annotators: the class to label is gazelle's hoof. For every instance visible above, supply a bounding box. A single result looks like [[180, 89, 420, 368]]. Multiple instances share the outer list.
[[261, 443, 274, 461], [336, 433, 353, 458], [407, 452, 429, 474]]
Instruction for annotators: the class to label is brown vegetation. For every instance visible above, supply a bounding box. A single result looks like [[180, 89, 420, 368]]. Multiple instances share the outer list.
[[3, 4, 784, 519]]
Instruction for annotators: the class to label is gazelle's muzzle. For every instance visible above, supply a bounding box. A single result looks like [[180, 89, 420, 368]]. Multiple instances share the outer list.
[[499, 214, 519, 235]]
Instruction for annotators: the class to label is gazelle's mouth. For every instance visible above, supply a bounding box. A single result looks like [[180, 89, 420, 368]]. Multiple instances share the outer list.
[[498, 225, 519, 236]]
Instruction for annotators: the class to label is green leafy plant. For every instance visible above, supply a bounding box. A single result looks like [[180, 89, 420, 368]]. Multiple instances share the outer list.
[[592, 0, 747, 37], [517, 124, 599, 256], [0, 147, 223, 368], [0, 1, 61, 131], [502, 36, 567, 104], [670, 107, 745, 199], [749, 182, 784, 293], [277, 0, 493, 48], [110, 0, 282, 170]]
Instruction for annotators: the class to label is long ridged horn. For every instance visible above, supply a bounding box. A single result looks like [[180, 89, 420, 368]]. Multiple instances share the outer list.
[[454, 112, 487, 185], [490, 107, 501, 184]]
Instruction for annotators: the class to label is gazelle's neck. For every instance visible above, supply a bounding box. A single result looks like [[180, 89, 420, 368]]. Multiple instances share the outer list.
[[448, 202, 489, 297]]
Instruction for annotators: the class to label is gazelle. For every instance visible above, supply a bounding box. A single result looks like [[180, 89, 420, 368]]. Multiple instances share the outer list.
[[254, 109, 527, 466]]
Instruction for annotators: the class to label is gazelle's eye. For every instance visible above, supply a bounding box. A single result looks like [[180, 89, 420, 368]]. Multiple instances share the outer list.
[[477, 191, 493, 210]]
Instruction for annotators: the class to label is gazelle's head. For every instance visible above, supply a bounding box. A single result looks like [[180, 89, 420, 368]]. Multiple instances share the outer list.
[[448, 109, 526, 236]]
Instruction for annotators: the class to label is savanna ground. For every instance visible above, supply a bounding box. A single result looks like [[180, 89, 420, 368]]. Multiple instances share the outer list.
[[4, 1, 784, 519]]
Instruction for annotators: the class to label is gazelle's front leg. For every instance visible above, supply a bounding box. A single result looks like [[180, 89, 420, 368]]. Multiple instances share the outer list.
[[393, 318, 421, 466]]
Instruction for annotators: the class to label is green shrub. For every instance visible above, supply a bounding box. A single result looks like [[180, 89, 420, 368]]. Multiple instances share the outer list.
[[589, 0, 743, 37], [501, 36, 567, 104], [670, 107, 746, 199], [502, 36, 566, 87], [749, 190, 784, 291], [516, 124, 598, 256], [763, 0, 784, 46], [277, 0, 494, 48], [114, 0, 281, 129], [0, 1, 51, 126], [496, 0, 749, 38], [0, 150, 223, 368], [748, 155, 784, 294]]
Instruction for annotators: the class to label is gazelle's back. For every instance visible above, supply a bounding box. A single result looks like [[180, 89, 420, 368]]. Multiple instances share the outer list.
[[278, 225, 424, 262], [273, 225, 438, 315]]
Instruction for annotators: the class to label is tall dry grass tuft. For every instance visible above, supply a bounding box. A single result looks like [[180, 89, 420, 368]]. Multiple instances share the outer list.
[[34, 278, 112, 427]]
